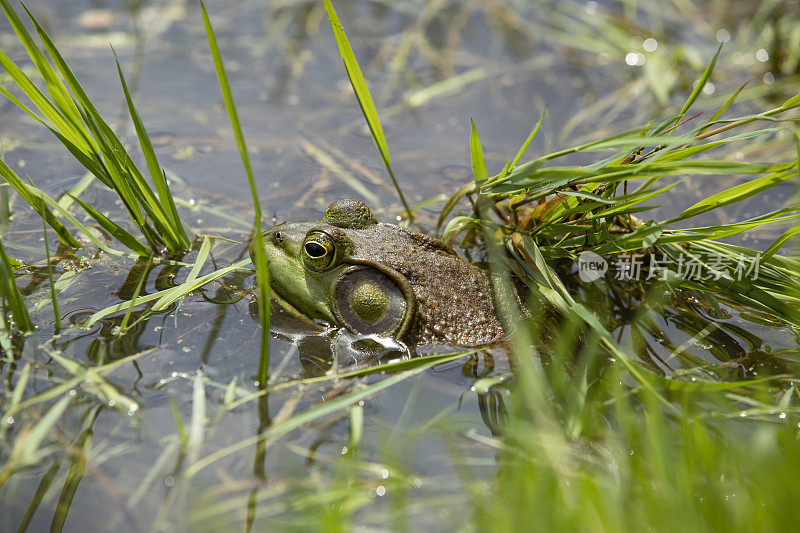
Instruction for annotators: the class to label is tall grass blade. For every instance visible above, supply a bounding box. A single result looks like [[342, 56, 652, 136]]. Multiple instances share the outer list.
[[322, 0, 413, 222], [202, 2, 270, 385], [704, 81, 749, 128], [113, 51, 188, 249], [674, 42, 723, 128]]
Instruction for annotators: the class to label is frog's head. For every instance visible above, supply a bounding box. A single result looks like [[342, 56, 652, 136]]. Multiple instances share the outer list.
[[249, 199, 416, 339]]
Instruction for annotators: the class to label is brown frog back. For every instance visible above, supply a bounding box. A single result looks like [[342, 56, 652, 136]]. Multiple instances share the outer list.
[[347, 223, 505, 346]]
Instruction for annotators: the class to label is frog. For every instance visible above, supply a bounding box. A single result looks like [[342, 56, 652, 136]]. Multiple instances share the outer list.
[[249, 198, 508, 346]]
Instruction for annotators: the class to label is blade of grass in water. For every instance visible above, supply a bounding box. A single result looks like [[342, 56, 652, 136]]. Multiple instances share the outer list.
[[322, 0, 414, 222], [114, 51, 189, 249], [36, 194, 61, 332], [0, 237, 32, 331], [119, 256, 152, 333], [202, 2, 270, 385], [69, 195, 150, 257], [18, 460, 61, 532], [51, 414, 96, 533], [0, 183, 8, 236], [0, 158, 80, 248]]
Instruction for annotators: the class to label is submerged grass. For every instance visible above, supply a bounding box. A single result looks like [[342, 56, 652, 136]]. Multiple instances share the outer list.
[[0, 1, 799, 531], [0, 236, 31, 331]]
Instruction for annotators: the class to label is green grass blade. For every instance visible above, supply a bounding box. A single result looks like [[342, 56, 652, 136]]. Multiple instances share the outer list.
[[437, 182, 476, 234], [69, 195, 150, 256], [14, 396, 71, 465], [38, 192, 142, 259], [0, 56, 87, 152], [0, 238, 32, 331], [36, 195, 60, 331], [18, 460, 61, 532], [667, 169, 797, 223], [322, 0, 413, 221], [51, 426, 92, 533], [202, 2, 270, 385], [762, 226, 800, 260], [470, 120, 489, 182], [705, 81, 749, 127], [511, 108, 546, 169], [0, 183, 8, 237], [676, 42, 723, 124], [21, 7, 187, 253], [168, 395, 188, 446], [119, 256, 152, 333], [0, 0, 84, 123], [0, 160, 75, 248], [113, 51, 188, 248], [186, 236, 212, 282]]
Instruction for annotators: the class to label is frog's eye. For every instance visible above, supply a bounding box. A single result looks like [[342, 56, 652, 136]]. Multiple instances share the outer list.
[[302, 231, 336, 271]]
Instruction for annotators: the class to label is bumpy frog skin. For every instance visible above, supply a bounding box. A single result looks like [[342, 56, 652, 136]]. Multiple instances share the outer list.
[[249, 199, 505, 346]]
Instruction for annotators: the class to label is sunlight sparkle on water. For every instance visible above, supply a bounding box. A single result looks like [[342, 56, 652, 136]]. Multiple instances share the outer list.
[[376, 486, 386, 497], [643, 38, 657, 52], [625, 52, 645, 66], [756, 49, 769, 62]]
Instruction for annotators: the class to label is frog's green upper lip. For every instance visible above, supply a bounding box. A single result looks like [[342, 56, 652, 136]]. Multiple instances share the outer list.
[[268, 286, 318, 325]]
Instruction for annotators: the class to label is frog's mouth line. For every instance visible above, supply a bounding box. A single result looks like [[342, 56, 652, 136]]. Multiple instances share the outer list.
[[268, 287, 320, 325]]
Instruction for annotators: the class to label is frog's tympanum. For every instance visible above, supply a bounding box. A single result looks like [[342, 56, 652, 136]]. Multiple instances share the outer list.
[[250, 199, 506, 346]]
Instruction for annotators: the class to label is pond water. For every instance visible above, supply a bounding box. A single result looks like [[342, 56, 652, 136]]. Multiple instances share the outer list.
[[1, 0, 799, 530]]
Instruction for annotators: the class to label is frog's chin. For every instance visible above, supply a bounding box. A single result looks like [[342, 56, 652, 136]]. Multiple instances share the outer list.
[[269, 287, 323, 326]]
